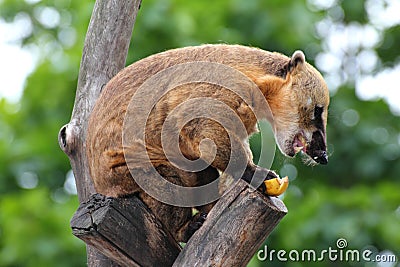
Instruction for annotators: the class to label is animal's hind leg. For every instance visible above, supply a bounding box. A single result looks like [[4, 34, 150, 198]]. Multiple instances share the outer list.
[[138, 189, 193, 242], [140, 164, 218, 243], [170, 164, 220, 242], [133, 165, 194, 243]]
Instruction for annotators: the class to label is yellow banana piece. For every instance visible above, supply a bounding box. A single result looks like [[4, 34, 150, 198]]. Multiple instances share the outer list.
[[264, 176, 289, 196]]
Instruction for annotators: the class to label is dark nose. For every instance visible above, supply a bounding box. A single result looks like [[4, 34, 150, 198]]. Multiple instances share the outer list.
[[314, 150, 328, 165], [307, 129, 328, 165]]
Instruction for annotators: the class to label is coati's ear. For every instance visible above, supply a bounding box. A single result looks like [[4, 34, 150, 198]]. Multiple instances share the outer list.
[[288, 50, 305, 73]]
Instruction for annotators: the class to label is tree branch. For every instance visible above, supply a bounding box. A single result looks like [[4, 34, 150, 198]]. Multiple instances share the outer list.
[[173, 179, 287, 267]]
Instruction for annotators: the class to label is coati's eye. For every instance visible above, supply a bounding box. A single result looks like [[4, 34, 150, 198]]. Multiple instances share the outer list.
[[313, 106, 324, 128], [314, 106, 323, 119]]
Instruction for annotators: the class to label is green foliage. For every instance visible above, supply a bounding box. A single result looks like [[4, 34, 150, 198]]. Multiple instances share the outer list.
[[128, 0, 322, 62], [259, 182, 400, 267], [377, 25, 400, 64], [0, 188, 86, 267], [0, 0, 399, 266]]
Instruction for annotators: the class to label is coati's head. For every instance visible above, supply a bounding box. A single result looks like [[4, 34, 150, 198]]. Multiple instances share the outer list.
[[267, 51, 330, 165]]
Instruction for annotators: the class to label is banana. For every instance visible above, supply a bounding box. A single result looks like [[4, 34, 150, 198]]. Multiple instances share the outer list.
[[264, 176, 289, 196]]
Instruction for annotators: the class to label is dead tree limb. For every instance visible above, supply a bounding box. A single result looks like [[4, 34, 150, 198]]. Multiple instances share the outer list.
[[58, 0, 142, 266]]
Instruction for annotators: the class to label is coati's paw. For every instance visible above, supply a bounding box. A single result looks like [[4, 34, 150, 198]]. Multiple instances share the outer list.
[[186, 212, 207, 239], [176, 211, 207, 242], [265, 169, 279, 180], [241, 166, 288, 196], [259, 176, 289, 197], [256, 170, 289, 196]]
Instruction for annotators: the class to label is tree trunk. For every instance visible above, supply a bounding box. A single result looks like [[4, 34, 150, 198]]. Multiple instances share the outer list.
[[58, 0, 142, 266]]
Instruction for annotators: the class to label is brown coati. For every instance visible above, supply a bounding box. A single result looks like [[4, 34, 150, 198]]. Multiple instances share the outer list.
[[86, 44, 330, 242]]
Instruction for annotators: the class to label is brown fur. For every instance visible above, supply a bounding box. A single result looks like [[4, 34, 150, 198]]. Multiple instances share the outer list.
[[86, 44, 329, 242]]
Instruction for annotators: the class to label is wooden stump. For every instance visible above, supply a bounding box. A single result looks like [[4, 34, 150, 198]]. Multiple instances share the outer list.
[[71, 194, 181, 267]]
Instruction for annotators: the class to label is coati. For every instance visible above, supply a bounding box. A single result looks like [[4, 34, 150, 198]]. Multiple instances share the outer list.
[[86, 44, 329, 242]]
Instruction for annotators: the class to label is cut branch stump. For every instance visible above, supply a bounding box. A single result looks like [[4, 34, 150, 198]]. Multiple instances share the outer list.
[[71, 194, 181, 267]]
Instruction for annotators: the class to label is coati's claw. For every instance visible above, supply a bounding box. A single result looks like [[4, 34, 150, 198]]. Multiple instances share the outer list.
[[263, 176, 289, 196], [266, 170, 278, 180], [186, 212, 207, 238]]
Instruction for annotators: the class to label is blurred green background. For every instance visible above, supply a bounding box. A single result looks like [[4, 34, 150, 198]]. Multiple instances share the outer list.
[[0, 0, 399, 266]]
